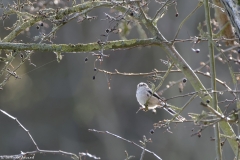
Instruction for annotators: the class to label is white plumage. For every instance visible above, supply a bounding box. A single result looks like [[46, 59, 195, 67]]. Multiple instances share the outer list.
[[136, 82, 185, 121]]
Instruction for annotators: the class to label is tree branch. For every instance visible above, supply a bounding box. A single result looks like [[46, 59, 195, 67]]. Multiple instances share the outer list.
[[219, 0, 240, 39], [88, 129, 162, 160], [204, 0, 222, 159], [0, 38, 157, 52]]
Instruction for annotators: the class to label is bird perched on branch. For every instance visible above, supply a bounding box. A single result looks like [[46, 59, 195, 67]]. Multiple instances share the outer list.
[[136, 82, 185, 122]]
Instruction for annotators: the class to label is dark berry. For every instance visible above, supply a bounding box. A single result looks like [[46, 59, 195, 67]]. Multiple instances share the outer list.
[[198, 133, 201, 138], [85, 57, 88, 62], [36, 25, 40, 30], [182, 78, 187, 83], [93, 76, 95, 80], [206, 99, 210, 104], [94, 68, 97, 71], [150, 129, 154, 134]]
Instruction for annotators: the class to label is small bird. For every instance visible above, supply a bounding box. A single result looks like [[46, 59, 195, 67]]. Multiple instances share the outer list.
[[136, 82, 185, 121]]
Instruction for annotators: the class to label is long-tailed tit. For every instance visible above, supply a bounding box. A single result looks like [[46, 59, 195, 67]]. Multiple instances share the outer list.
[[136, 82, 185, 121]]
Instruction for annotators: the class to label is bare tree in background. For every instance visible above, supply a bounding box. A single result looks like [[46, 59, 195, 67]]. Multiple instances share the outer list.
[[1, 0, 240, 160]]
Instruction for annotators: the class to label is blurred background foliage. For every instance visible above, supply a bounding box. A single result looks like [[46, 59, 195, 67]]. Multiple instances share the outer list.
[[0, 0, 237, 159]]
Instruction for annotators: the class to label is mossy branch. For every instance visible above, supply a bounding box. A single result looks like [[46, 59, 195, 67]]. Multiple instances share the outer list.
[[0, 38, 157, 52]]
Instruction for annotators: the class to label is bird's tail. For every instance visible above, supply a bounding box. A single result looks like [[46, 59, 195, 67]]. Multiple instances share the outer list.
[[163, 107, 185, 122]]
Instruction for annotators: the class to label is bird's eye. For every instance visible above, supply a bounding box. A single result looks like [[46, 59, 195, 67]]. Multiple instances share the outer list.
[[139, 83, 146, 87]]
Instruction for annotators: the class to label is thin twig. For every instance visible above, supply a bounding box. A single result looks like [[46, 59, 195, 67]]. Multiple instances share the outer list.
[[152, 0, 172, 23], [172, 2, 203, 43], [190, 108, 240, 137], [0, 109, 100, 160], [0, 109, 39, 150], [169, 94, 198, 123], [166, 90, 204, 101], [155, 62, 175, 91], [200, 103, 225, 119], [88, 129, 162, 160], [140, 136, 146, 160], [98, 68, 235, 97]]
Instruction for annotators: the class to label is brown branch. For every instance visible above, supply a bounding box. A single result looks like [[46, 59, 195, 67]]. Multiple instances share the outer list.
[[97, 68, 235, 97]]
